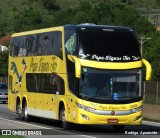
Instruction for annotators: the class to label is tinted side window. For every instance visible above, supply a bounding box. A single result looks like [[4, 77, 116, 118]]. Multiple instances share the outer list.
[[57, 76, 65, 95], [26, 73, 65, 95], [49, 31, 62, 59], [65, 29, 77, 55], [38, 31, 62, 58], [10, 31, 62, 58], [10, 38, 20, 57], [26, 35, 37, 56], [10, 37, 27, 57]]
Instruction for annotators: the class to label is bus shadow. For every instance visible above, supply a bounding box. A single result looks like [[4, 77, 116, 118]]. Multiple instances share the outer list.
[[14, 117, 160, 135]]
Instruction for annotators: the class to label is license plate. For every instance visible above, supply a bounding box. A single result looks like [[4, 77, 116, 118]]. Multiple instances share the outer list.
[[107, 119, 118, 123], [1, 96, 6, 98]]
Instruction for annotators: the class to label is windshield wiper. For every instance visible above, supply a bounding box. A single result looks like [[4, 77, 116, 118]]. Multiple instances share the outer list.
[[85, 96, 111, 101], [118, 96, 137, 99]]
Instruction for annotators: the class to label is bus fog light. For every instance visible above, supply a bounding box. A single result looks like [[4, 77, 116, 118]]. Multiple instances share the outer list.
[[81, 114, 90, 120], [134, 115, 142, 121]]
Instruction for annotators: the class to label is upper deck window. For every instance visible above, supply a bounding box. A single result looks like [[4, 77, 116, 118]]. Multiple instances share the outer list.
[[10, 31, 62, 59]]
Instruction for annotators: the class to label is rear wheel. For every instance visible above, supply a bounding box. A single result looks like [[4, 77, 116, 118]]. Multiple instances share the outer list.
[[17, 101, 23, 120], [60, 107, 70, 129], [23, 101, 30, 122]]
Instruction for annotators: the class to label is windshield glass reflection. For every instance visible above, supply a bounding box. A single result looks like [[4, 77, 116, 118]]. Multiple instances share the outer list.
[[79, 67, 141, 101]]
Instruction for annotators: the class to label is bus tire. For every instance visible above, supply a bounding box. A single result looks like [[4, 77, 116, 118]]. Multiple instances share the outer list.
[[113, 125, 125, 132], [17, 101, 24, 121], [60, 107, 70, 129], [23, 101, 30, 122]]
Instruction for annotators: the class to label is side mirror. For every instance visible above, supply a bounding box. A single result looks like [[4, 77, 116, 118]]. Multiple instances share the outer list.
[[68, 55, 81, 78], [142, 58, 152, 80]]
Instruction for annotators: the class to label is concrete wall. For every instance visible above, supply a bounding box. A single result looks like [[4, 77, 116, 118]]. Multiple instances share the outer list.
[[143, 104, 160, 121]]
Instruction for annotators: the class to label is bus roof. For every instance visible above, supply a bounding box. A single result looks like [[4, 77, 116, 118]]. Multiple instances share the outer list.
[[64, 23, 134, 32], [11, 23, 134, 37], [11, 26, 64, 37]]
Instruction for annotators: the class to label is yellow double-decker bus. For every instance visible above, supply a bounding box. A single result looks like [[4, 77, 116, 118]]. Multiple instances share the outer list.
[[8, 24, 152, 130]]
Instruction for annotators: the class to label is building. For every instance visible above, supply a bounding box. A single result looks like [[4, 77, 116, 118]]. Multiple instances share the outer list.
[[0, 45, 8, 52], [0, 35, 10, 52]]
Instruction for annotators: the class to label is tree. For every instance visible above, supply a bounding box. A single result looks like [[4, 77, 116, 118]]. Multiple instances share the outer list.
[[0, 50, 8, 76], [41, 0, 60, 11], [52, 2, 155, 34], [143, 32, 160, 80], [0, 0, 159, 80]]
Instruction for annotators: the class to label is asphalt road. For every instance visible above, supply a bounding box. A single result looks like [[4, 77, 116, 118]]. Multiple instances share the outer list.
[[0, 103, 160, 138]]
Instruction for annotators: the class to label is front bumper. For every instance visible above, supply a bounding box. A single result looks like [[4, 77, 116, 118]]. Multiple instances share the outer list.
[[74, 108, 142, 125]]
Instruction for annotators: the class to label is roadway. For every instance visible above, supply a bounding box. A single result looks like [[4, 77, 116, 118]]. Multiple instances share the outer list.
[[0, 103, 160, 138]]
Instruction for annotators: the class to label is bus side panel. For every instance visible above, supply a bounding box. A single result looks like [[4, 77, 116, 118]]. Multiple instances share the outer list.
[[8, 56, 27, 112], [27, 92, 36, 116], [43, 93, 57, 119], [8, 56, 16, 112], [8, 84, 16, 112]]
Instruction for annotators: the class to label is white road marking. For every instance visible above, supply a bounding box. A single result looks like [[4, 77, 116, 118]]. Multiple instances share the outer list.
[[80, 135, 97, 138], [0, 117, 52, 129], [0, 117, 97, 138]]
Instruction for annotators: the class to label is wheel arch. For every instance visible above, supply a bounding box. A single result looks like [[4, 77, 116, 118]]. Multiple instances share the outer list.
[[16, 95, 28, 112], [22, 96, 27, 108], [59, 100, 66, 120], [16, 96, 21, 113]]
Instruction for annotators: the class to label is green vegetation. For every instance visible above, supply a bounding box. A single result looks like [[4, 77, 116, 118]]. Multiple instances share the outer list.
[[0, 0, 156, 36], [0, 0, 160, 81], [0, 50, 8, 76], [0, 136, 25, 138]]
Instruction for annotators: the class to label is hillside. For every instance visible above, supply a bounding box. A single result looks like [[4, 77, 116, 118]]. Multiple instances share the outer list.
[[1, 0, 160, 80], [0, 0, 159, 37]]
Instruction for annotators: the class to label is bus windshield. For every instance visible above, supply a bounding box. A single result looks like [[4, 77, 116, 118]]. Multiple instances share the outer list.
[[78, 29, 141, 62], [79, 67, 142, 103]]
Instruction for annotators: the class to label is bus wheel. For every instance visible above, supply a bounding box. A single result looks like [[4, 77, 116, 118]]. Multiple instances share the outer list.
[[113, 125, 125, 132], [60, 108, 70, 129], [23, 101, 30, 122], [17, 101, 23, 121]]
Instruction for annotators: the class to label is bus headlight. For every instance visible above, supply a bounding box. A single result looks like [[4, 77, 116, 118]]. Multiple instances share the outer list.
[[131, 106, 142, 113], [76, 102, 96, 113]]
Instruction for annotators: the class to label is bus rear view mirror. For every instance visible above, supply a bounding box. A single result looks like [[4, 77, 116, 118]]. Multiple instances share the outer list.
[[142, 58, 152, 80], [68, 55, 81, 78]]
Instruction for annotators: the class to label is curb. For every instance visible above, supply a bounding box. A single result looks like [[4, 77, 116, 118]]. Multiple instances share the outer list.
[[142, 120, 160, 127]]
